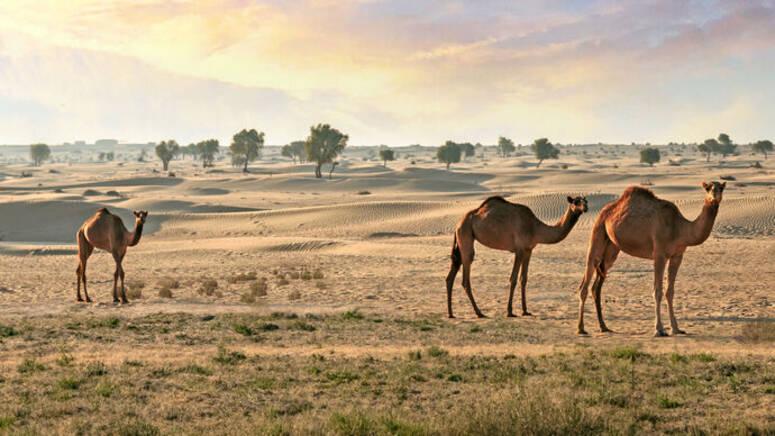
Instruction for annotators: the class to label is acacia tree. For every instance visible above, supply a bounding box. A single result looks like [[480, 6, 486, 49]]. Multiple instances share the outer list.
[[698, 138, 718, 162], [717, 133, 737, 158], [640, 147, 661, 167], [230, 129, 264, 172], [497, 136, 515, 157], [281, 141, 306, 164], [531, 138, 559, 168], [437, 141, 461, 170], [29, 143, 51, 166], [304, 124, 348, 178], [752, 139, 773, 159], [459, 142, 475, 160], [196, 139, 219, 168], [379, 148, 395, 167], [155, 140, 180, 171], [184, 143, 199, 160]]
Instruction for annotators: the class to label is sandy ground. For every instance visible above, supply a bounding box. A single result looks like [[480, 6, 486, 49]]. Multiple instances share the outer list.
[[1, 144, 773, 356]]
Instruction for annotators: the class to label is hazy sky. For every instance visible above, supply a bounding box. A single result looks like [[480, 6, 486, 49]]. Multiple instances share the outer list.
[[0, 0, 773, 146]]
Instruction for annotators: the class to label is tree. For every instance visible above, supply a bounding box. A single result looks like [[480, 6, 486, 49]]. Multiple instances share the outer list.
[[184, 143, 199, 160], [105, 152, 114, 161], [460, 142, 475, 159], [717, 133, 737, 158], [196, 139, 219, 168], [281, 141, 306, 164], [379, 148, 395, 167], [304, 124, 348, 178], [698, 138, 718, 162], [497, 136, 515, 157], [640, 147, 661, 166], [437, 141, 461, 170], [29, 143, 51, 166], [155, 140, 180, 171], [752, 139, 773, 159], [531, 138, 559, 168], [229, 129, 264, 172]]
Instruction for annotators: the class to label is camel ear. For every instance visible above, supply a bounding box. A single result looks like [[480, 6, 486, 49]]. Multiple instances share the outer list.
[[701, 182, 711, 191], [567, 196, 573, 203], [133, 210, 140, 217], [720, 182, 726, 190]]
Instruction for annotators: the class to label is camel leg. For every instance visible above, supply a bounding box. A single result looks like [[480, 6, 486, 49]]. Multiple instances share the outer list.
[[666, 254, 685, 335], [111, 253, 122, 304], [462, 262, 485, 318], [577, 261, 595, 335], [519, 249, 533, 316], [653, 254, 668, 337], [76, 232, 94, 303], [456, 221, 485, 318], [445, 238, 462, 318], [506, 251, 523, 317], [118, 255, 128, 304], [593, 244, 619, 333]]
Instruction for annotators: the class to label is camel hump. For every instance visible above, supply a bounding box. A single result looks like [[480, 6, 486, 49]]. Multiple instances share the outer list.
[[477, 196, 509, 210], [96, 207, 111, 215], [621, 186, 656, 200]]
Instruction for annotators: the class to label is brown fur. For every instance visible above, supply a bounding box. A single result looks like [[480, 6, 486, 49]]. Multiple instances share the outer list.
[[446, 195, 588, 318], [76, 208, 148, 303], [576, 182, 725, 336]]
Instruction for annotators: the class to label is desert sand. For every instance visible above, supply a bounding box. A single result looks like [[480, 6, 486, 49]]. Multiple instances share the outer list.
[[0, 144, 773, 432]]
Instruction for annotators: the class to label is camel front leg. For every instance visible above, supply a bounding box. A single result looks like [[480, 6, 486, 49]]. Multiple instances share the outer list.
[[506, 251, 523, 317], [577, 262, 595, 335], [76, 265, 83, 302], [666, 254, 685, 335], [519, 249, 533, 316], [653, 254, 668, 337]]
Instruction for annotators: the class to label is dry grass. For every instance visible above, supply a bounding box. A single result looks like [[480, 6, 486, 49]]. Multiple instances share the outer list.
[[740, 321, 775, 343]]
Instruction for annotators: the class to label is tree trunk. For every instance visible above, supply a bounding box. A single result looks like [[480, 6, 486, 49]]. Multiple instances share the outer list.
[[706, 153, 710, 162], [243, 159, 248, 173], [446, 162, 450, 170], [383, 160, 387, 168], [537, 159, 543, 168], [163, 160, 169, 171], [315, 164, 322, 178], [328, 165, 336, 179]]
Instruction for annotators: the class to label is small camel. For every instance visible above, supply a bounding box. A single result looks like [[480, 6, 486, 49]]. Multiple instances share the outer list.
[[577, 182, 724, 336], [76, 208, 148, 303], [446, 195, 588, 318]]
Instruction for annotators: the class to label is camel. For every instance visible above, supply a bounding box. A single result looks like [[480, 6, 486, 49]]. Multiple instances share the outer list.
[[76, 208, 148, 303], [446, 195, 588, 318], [576, 181, 725, 337]]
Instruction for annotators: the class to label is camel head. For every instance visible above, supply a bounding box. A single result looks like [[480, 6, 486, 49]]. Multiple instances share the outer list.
[[133, 210, 149, 225], [701, 181, 725, 205], [566, 196, 588, 214]]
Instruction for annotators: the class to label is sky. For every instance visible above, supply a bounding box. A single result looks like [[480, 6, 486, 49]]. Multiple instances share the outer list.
[[0, 0, 773, 146]]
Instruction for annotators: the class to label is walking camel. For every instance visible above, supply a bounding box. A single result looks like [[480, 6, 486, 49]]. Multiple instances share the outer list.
[[576, 182, 724, 336], [446, 195, 588, 318], [76, 208, 148, 303]]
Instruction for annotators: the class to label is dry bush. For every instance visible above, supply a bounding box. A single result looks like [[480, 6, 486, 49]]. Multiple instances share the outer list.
[[312, 269, 324, 280], [301, 270, 313, 281], [158, 277, 180, 290], [315, 281, 327, 290], [228, 272, 257, 284], [740, 322, 775, 343], [250, 278, 268, 297], [288, 290, 302, 301], [240, 292, 256, 304], [276, 277, 290, 287], [158, 288, 173, 299], [125, 286, 143, 300], [198, 278, 219, 296]]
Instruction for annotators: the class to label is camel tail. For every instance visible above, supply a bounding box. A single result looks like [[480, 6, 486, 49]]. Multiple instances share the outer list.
[[450, 233, 462, 266]]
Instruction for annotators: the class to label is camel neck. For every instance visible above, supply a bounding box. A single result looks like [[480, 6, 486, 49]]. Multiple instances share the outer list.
[[685, 201, 719, 246], [535, 208, 581, 244], [128, 221, 145, 247]]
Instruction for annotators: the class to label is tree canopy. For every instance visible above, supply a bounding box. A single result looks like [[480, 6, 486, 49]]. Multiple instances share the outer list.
[[717, 133, 737, 158], [379, 148, 395, 167], [640, 147, 661, 167], [698, 138, 719, 162], [155, 140, 180, 171], [29, 143, 51, 166], [459, 142, 475, 159], [497, 136, 515, 157], [304, 124, 348, 178], [230, 129, 265, 172], [437, 141, 462, 170], [752, 139, 773, 159], [196, 139, 219, 168], [281, 140, 306, 164], [531, 138, 559, 168]]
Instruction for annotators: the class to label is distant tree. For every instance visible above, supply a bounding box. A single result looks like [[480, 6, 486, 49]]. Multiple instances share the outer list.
[[105, 152, 115, 161], [155, 140, 180, 171], [196, 139, 219, 168], [138, 149, 147, 162], [437, 141, 461, 170], [98, 152, 106, 161], [379, 148, 395, 167], [304, 124, 348, 178], [459, 142, 475, 159], [281, 141, 306, 164], [640, 147, 661, 167], [328, 161, 339, 179], [230, 129, 264, 173], [497, 136, 515, 157], [30, 143, 51, 166], [717, 133, 737, 158], [184, 143, 199, 160], [698, 139, 718, 162], [531, 138, 559, 168], [752, 139, 773, 159]]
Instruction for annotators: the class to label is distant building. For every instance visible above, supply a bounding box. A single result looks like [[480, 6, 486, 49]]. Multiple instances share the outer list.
[[95, 139, 118, 147]]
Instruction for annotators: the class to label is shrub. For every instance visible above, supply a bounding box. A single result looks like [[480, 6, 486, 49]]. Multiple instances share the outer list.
[[250, 278, 268, 296], [610, 346, 648, 360], [427, 346, 449, 358], [158, 288, 173, 299], [288, 290, 302, 301], [740, 322, 775, 343], [85, 361, 108, 376], [240, 292, 256, 304], [213, 346, 247, 365], [228, 272, 257, 283], [276, 277, 290, 286], [18, 358, 46, 374], [301, 270, 313, 281], [312, 269, 325, 279], [342, 310, 364, 321], [58, 377, 82, 390], [158, 277, 180, 290], [199, 279, 219, 296], [0, 325, 18, 338]]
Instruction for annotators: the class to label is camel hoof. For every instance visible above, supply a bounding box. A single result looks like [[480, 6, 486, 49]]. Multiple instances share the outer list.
[[507, 313, 517, 318], [77, 297, 84, 302], [85, 298, 92, 303], [448, 314, 456, 319], [475, 313, 487, 319], [654, 330, 669, 338], [577, 329, 589, 336], [522, 312, 533, 317], [600, 327, 614, 333]]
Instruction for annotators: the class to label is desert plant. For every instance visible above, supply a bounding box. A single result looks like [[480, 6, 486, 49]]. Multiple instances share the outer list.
[[230, 128, 264, 172], [531, 138, 559, 168], [199, 278, 219, 296], [155, 140, 180, 171], [379, 148, 395, 167], [304, 124, 348, 178], [196, 139, 219, 168], [497, 136, 516, 157], [717, 133, 737, 158], [437, 141, 461, 170], [281, 141, 306, 164], [158, 288, 173, 298], [250, 278, 268, 297], [640, 147, 661, 166], [29, 143, 51, 166], [288, 290, 302, 301], [752, 139, 773, 160]]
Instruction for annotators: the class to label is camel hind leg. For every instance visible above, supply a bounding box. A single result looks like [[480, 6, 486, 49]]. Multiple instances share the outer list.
[[577, 224, 609, 335], [593, 242, 619, 333], [506, 251, 523, 317], [76, 230, 94, 303], [445, 235, 462, 318], [456, 218, 485, 318]]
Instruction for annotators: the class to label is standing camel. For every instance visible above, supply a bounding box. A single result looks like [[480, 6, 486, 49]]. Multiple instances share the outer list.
[[576, 182, 724, 336], [76, 208, 148, 303], [446, 195, 588, 318]]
